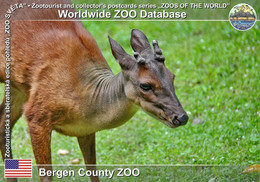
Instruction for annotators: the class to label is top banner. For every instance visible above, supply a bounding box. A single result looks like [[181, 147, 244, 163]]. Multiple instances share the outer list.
[[1, 0, 259, 21]]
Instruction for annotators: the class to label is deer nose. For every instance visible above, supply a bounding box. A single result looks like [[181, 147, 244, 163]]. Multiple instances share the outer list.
[[177, 114, 189, 125]]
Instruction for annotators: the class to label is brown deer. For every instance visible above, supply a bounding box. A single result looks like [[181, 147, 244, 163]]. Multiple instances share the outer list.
[[0, 0, 188, 181]]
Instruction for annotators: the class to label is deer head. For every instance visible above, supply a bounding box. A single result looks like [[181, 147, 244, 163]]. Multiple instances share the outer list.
[[108, 29, 188, 128]]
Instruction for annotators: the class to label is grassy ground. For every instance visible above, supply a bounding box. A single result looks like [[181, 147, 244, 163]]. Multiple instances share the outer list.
[[0, 13, 259, 182]]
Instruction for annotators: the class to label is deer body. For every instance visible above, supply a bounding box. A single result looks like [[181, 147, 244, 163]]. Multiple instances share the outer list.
[[1, 19, 138, 136], [52, 71, 138, 136], [0, 1, 188, 182]]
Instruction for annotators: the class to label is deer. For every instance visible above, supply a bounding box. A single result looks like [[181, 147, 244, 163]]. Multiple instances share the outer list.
[[0, 0, 188, 181]]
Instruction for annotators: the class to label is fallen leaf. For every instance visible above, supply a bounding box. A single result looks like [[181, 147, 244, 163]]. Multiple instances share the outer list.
[[57, 149, 70, 156], [208, 177, 216, 182], [192, 117, 204, 125], [243, 164, 260, 173], [69, 158, 82, 164]]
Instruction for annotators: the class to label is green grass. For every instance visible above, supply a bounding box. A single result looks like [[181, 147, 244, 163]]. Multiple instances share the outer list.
[[0, 14, 259, 182]]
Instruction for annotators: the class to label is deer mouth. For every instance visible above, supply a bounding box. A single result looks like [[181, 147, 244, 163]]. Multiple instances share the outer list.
[[141, 107, 180, 128], [159, 113, 179, 128]]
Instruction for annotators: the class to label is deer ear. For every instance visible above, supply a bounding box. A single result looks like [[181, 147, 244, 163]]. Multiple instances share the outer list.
[[108, 36, 134, 70], [130, 29, 151, 53], [108, 36, 128, 61]]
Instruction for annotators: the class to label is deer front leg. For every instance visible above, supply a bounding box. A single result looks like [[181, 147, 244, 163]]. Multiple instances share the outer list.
[[28, 121, 53, 182], [78, 133, 99, 182]]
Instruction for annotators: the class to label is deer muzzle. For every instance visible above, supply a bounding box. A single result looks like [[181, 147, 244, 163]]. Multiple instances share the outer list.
[[172, 113, 189, 126]]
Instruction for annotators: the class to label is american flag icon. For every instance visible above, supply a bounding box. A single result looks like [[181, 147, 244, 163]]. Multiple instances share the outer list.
[[4, 159, 32, 178]]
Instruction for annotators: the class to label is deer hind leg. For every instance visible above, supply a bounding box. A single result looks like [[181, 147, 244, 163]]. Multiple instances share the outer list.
[[78, 133, 100, 182], [0, 87, 26, 182], [24, 96, 53, 182], [0, 87, 26, 160]]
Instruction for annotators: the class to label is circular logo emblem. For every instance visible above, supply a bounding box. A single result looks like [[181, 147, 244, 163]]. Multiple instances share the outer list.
[[229, 3, 257, 31]]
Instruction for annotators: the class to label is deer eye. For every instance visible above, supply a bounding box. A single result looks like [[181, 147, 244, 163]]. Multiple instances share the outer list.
[[140, 83, 152, 91]]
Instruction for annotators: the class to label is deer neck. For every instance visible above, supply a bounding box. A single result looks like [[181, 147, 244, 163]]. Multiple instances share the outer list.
[[81, 66, 138, 130]]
